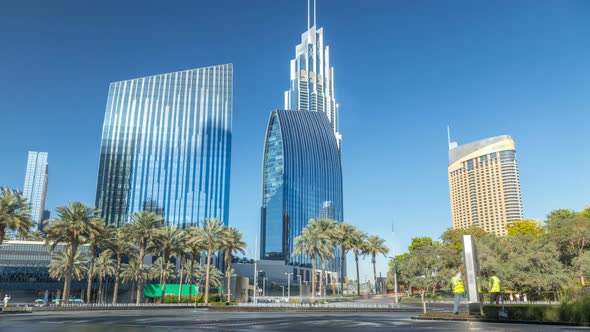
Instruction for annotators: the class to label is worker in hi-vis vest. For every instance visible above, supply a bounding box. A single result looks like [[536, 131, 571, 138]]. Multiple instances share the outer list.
[[451, 271, 464, 314], [488, 271, 502, 304]]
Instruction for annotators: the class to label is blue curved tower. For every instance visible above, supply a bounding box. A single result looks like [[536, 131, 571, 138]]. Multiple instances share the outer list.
[[260, 110, 343, 268]]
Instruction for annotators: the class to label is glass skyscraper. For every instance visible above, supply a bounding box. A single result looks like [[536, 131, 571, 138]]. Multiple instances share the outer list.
[[95, 64, 233, 228], [284, 7, 341, 150], [260, 110, 343, 268], [23, 151, 48, 229]]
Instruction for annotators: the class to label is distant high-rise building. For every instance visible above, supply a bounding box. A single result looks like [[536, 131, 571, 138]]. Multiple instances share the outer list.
[[23, 151, 48, 229], [448, 135, 524, 236], [95, 64, 233, 228], [260, 110, 343, 269], [284, 0, 341, 150]]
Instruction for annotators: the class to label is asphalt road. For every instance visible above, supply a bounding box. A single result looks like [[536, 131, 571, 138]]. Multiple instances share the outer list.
[[1, 309, 588, 331]]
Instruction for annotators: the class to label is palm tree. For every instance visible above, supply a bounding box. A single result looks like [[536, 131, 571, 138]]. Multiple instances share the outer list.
[[331, 222, 357, 296], [185, 227, 206, 302], [349, 230, 368, 296], [175, 229, 189, 303], [292, 227, 331, 298], [150, 257, 176, 302], [184, 259, 200, 302], [107, 228, 136, 304], [153, 226, 183, 303], [362, 235, 389, 294], [124, 211, 164, 304], [197, 218, 225, 305], [219, 227, 247, 302], [44, 202, 100, 304], [309, 218, 337, 297], [49, 246, 88, 284], [121, 259, 146, 304], [84, 218, 109, 304], [22, 230, 44, 241], [94, 250, 116, 303], [0, 187, 33, 245]]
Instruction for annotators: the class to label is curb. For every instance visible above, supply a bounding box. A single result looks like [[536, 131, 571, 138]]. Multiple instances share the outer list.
[[413, 315, 590, 327]]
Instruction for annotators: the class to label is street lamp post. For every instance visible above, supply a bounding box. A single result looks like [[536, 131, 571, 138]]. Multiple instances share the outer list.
[[388, 256, 399, 303], [284, 272, 292, 300]]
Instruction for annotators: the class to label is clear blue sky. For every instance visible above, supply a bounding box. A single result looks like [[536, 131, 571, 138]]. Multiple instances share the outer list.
[[1, 0, 589, 279]]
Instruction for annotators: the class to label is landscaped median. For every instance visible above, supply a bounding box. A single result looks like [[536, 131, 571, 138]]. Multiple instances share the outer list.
[[416, 299, 590, 327]]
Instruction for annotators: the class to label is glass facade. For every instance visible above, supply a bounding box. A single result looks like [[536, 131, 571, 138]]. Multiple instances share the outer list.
[[22, 151, 48, 230], [260, 110, 343, 269], [285, 25, 341, 150], [95, 64, 233, 228], [0, 241, 90, 291]]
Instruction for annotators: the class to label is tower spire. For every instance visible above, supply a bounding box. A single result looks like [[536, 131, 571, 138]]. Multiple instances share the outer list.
[[314, 0, 316, 27], [307, 0, 310, 30]]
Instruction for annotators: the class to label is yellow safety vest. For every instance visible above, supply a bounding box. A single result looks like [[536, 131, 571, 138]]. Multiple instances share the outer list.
[[489, 275, 501, 293], [451, 276, 464, 294]]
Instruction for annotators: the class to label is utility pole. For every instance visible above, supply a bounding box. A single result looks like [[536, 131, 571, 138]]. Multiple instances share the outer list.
[[253, 237, 257, 304], [284, 272, 292, 300], [392, 222, 399, 303]]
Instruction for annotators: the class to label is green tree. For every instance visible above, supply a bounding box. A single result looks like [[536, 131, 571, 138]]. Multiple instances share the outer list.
[[44, 202, 100, 304], [197, 218, 225, 305], [49, 246, 88, 284], [124, 211, 164, 304], [349, 230, 368, 296], [219, 227, 247, 302], [546, 211, 590, 285], [395, 239, 445, 310], [331, 222, 356, 295], [0, 187, 32, 245], [153, 226, 183, 303], [95, 250, 116, 303], [362, 235, 389, 294], [573, 251, 590, 287], [121, 258, 146, 304], [107, 228, 136, 304], [506, 219, 545, 239], [150, 256, 176, 300], [440, 226, 487, 251], [84, 218, 109, 304], [185, 227, 206, 302], [308, 218, 337, 296], [292, 226, 332, 298]]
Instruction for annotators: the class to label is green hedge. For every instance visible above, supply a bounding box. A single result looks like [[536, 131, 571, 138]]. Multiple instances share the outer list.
[[560, 295, 590, 324], [163, 294, 222, 304], [482, 305, 560, 322]]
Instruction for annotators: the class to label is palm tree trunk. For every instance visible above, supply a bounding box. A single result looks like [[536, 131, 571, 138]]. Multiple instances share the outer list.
[[161, 277, 167, 304], [0, 226, 5, 246], [355, 250, 360, 296], [372, 255, 377, 294], [98, 277, 103, 304], [136, 243, 145, 304], [130, 280, 135, 303], [340, 244, 345, 296], [62, 243, 77, 305], [226, 249, 231, 302], [320, 260, 326, 297], [178, 255, 185, 303], [311, 254, 316, 299], [204, 247, 212, 305], [112, 255, 122, 304], [86, 246, 97, 304]]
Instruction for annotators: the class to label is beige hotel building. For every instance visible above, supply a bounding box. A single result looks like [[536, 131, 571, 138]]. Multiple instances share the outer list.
[[448, 135, 524, 236]]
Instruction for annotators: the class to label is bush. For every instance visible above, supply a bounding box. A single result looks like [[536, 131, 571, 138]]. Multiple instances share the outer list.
[[482, 305, 560, 322], [560, 295, 590, 324]]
